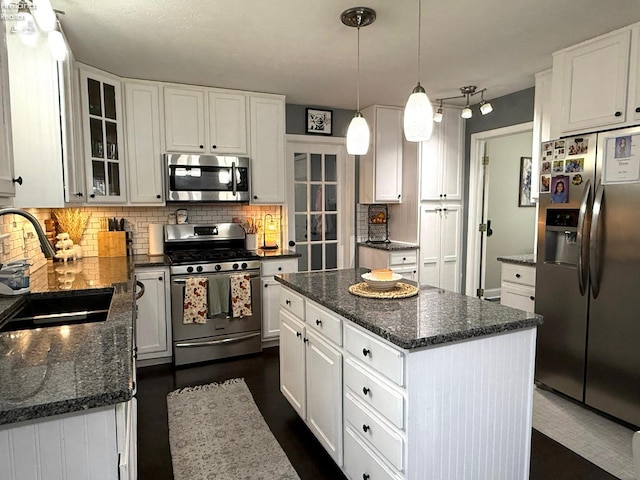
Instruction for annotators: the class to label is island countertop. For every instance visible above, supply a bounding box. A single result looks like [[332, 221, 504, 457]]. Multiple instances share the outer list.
[[0, 257, 135, 426], [275, 269, 542, 350]]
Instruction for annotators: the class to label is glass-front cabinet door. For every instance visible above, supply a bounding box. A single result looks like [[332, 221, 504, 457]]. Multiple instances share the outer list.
[[79, 67, 126, 203]]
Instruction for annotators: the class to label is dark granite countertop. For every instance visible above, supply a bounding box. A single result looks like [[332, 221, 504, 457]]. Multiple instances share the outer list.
[[0, 257, 135, 425], [131, 250, 300, 269], [275, 269, 542, 350], [359, 241, 418, 251], [497, 254, 536, 266]]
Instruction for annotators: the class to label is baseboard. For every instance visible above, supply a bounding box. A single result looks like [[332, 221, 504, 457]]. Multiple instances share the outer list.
[[484, 287, 501, 301], [262, 338, 279, 349]]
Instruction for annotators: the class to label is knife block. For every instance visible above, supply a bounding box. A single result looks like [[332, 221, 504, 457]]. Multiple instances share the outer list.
[[97, 231, 127, 257]]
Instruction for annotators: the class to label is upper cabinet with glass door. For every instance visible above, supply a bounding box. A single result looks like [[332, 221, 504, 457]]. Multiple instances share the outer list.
[[79, 66, 126, 203]]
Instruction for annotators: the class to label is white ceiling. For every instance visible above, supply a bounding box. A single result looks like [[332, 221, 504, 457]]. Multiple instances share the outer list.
[[54, 0, 640, 110]]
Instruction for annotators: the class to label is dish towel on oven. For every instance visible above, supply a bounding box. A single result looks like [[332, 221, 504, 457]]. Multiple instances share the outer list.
[[183, 277, 208, 324], [230, 274, 252, 318], [208, 275, 231, 316]]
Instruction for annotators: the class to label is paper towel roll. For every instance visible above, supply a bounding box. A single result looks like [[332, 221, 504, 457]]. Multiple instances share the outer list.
[[148, 224, 164, 256]]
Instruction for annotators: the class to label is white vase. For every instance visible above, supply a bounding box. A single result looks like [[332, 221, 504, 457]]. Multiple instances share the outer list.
[[245, 234, 258, 251]]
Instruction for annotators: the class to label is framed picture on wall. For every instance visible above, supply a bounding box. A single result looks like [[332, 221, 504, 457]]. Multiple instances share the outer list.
[[306, 108, 333, 135], [519, 156, 535, 207]]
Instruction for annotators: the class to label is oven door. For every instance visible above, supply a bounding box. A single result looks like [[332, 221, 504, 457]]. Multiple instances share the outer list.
[[170, 270, 262, 365], [166, 154, 250, 202]]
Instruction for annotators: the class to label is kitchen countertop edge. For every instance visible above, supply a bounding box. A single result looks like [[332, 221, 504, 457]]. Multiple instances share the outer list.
[[497, 254, 536, 266]]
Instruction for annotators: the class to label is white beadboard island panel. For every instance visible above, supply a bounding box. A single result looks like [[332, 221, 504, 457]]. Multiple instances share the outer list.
[[406, 327, 537, 480]]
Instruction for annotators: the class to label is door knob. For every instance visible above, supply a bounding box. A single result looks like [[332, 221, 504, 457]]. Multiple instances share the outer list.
[[12, 176, 22, 185]]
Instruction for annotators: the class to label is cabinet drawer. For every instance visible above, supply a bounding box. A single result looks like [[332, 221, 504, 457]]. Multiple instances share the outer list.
[[344, 426, 401, 480], [280, 288, 304, 319], [501, 283, 536, 313], [345, 392, 404, 470], [344, 323, 404, 386], [262, 258, 298, 277], [501, 263, 536, 287], [306, 300, 342, 346], [345, 358, 404, 429], [389, 250, 417, 266]]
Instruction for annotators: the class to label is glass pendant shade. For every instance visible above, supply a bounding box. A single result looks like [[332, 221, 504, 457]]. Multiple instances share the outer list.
[[480, 101, 493, 115], [403, 84, 434, 142], [346, 113, 370, 155], [461, 106, 472, 119], [16, 11, 38, 46], [433, 107, 443, 123], [31, 0, 57, 32], [48, 30, 67, 61]]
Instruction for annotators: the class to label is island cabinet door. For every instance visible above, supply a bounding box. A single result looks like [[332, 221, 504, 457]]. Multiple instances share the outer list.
[[279, 310, 306, 418], [305, 329, 343, 466]]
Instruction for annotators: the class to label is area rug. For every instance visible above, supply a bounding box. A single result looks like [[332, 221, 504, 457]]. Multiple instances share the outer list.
[[167, 378, 300, 480], [532, 386, 635, 479]]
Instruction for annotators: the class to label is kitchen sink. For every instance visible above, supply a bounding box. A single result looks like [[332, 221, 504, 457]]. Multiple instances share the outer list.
[[0, 288, 114, 333]]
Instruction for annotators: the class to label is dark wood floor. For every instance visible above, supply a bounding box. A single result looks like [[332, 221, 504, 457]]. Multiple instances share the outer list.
[[136, 347, 617, 480]]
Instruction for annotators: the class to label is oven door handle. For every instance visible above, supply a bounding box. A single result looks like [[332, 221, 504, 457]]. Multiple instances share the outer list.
[[175, 332, 260, 348], [172, 273, 259, 284], [232, 161, 237, 197]]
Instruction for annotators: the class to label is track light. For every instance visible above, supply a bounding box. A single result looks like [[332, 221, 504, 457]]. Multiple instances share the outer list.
[[435, 85, 494, 121], [11, 0, 67, 61]]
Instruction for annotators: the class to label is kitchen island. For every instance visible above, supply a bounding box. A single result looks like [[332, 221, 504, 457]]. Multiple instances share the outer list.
[[276, 269, 542, 480], [0, 257, 137, 480]]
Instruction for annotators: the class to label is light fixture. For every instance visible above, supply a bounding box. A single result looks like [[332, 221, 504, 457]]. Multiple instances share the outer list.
[[11, 0, 67, 61], [433, 101, 443, 123], [479, 91, 493, 115], [435, 85, 495, 121], [403, 0, 433, 142], [262, 214, 280, 250], [341, 7, 376, 156]]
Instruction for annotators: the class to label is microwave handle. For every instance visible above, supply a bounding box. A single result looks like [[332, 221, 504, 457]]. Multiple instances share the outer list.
[[232, 162, 237, 196]]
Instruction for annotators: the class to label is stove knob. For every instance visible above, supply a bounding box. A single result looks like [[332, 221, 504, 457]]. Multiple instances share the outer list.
[[241, 262, 247, 269], [187, 266, 194, 273], [196, 266, 203, 273], [233, 263, 239, 270], [215, 264, 222, 271]]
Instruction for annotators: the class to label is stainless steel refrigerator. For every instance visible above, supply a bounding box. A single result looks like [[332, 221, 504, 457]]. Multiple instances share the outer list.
[[535, 126, 640, 427]]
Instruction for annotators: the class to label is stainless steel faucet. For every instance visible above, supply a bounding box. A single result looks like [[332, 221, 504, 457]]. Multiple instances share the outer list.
[[0, 208, 56, 259]]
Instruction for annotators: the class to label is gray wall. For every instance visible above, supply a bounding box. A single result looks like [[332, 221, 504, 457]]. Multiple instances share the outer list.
[[462, 87, 536, 292], [286, 104, 354, 136]]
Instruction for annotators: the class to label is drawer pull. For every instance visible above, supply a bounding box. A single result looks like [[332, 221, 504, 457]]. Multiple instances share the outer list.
[[515, 273, 521, 278], [362, 348, 370, 357], [362, 386, 370, 395], [296, 331, 301, 338], [278, 267, 282, 271], [315, 319, 322, 326], [530, 296, 535, 301], [362, 424, 370, 433], [303, 337, 309, 343], [615, 111, 622, 117], [363, 474, 370, 480], [403, 257, 406, 261], [285, 299, 291, 305]]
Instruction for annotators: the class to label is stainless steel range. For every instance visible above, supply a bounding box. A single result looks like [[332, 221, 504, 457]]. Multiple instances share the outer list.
[[165, 223, 262, 366]]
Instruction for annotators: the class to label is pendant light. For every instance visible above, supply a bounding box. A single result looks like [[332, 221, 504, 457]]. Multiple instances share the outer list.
[[403, 0, 433, 142], [341, 7, 376, 156]]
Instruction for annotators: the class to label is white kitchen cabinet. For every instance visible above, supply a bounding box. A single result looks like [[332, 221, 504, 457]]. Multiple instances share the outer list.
[[164, 86, 248, 155], [6, 29, 64, 208], [357, 246, 419, 282], [420, 106, 463, 202], [279, 287, 343, 465], [261, 257, 298, 342], [125, 81, 164, 204], [629, 24, 640, 123], [0, 400, 136, 480], [249, 95, 286, 204], [79, 66, 127, 203], [419, 203, 461, 292], [500, 262, 536, 312], [0, 20, 15, 201], [135, 267, 172, 363], [359, 105, 403, 204], [551, 28, 631, 135]]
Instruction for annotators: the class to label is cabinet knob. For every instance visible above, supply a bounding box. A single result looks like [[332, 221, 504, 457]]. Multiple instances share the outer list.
[[636, 107, 640, 113], [443, 194, 447, 198], [403, 257, 406, 261], [315, 319, 322, 326], [443, 208, 448, 212], [397, 194, 401, 199], [285, 299, 291, 305], [614, 111, 622, 117], [439, 194, 443, 198], [264, 283, 268, 288], [158, 277, 163, 281], [90, 193, 96, 198], [362, 348, 370, 357], [289, 240, 296, 247], [278, 267, 282, 271], [515, 273, 521, 278], [362, 386, 370, 395], [156, 194, 161, 199], [75, 192, 83, 197], [363, 475, 370, 480], [199, 145, 204, 149], [12, 176, 22, 185], [362, 424, 370, 433], [530, 296, 535, 301], [296, 331, 301, 337], [303, 337, 309, 343], [253, 195, 258, 200], [212, 145, 217, 149]]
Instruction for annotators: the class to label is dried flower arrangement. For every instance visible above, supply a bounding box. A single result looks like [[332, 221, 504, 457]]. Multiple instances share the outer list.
[[52, 209, 91, 244]]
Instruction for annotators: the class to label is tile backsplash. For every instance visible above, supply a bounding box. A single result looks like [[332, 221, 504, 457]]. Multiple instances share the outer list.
[[0, 205, 281, 272]]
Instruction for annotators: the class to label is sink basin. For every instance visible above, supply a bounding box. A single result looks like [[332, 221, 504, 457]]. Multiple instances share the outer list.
[[0, 288, 114, 333]]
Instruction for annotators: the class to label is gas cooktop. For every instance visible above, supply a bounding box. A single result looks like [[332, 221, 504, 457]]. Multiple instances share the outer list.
[[167, 248, 260, 265]]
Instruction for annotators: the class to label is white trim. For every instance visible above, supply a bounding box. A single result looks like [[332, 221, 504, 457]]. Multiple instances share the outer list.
[[465, 122, 534, 297], [286, 134, 348, 145]]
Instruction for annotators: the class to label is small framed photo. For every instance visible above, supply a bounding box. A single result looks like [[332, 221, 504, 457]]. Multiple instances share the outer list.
[[519, 156, 535, 207], [306, 108, 333, 136]]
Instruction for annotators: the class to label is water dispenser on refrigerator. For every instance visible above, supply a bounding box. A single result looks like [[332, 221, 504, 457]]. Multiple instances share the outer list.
[[544, 209, 580, 266]]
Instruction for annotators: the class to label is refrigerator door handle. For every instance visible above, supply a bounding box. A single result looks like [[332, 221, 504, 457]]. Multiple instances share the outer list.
[[589, 182, 605, 298], [576, 179, 592, 296]]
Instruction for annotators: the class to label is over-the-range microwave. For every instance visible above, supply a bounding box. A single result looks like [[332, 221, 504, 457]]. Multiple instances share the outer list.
[[165, 154, 250, 202]]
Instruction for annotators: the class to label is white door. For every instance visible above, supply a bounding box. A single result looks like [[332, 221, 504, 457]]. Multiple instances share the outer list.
[[439, 204, 461, 293], [135, 269, 169, 359], [164, 87, 206, 153], [279, 310, 306, 418], [286, 135, 354, 271], [419, 206, 440, 287]]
